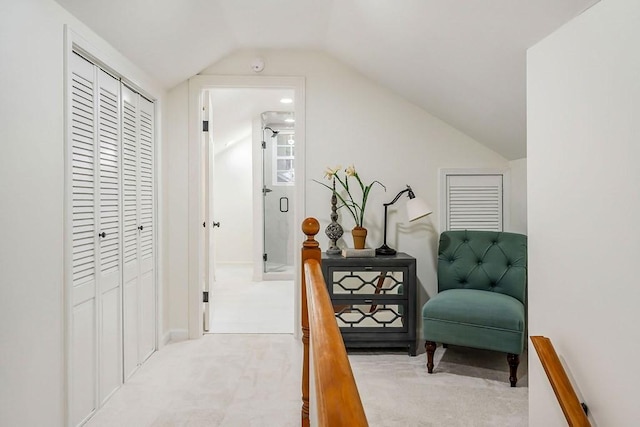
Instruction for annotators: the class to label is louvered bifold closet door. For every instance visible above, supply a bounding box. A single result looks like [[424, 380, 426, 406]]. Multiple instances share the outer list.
[[96, 68, 123, 405], [69, 52, 98, 427], [138, 96, 156, 362], [446, 174, 503, 231], [69, 53, 123, 426], [122, 85, 156, 380], [121, 85, 140, 380]]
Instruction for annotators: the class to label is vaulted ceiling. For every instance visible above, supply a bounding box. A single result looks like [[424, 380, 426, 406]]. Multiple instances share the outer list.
[[54, 0, 599, 160]]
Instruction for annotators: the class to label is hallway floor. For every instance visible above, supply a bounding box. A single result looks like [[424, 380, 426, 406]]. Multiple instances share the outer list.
[[85, 334, 301, 427], [85, 265, 527, 426], [208, 264, 294, 334], [85, 335, 528, 427]]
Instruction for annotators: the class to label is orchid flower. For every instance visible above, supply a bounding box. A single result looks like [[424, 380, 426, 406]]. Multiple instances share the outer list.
[[314, 164, 385, 227], [324, 165, 341, 180]]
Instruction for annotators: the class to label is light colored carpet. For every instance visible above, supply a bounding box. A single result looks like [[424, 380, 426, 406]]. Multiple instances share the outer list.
[[350, 345, 528, 427], [208, 265, 294, 334], [208, 279, 294, 334], [86, 335, 527, 427], [86, 335, 301, 427]]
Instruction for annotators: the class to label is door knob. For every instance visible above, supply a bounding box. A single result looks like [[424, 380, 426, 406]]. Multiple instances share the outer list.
[[212, 221, 220, 228], [98, 232, 106, 238], [138, 225, 144, 231]]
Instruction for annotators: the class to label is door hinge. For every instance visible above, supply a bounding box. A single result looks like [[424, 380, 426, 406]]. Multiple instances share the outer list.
[[261, 140, 266, 149], [203, 291, 209, 303], [263, 253, 268, 262], [202, 120, 209, 132]]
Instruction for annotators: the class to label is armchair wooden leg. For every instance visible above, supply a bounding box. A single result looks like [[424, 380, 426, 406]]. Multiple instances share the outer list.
[[425, 341, 437, 373], [507, 353, 519, 387]]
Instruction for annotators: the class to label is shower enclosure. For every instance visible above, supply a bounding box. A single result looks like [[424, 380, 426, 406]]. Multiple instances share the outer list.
[[261, 111, 295, 276]]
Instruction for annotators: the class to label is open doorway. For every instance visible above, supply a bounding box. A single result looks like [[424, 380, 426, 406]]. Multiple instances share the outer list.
[[187, 75, 305, 340], [205, 87, 296, 334]]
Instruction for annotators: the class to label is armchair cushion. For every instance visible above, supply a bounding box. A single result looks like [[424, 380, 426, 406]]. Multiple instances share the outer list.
[[422, 289, 525, 354]]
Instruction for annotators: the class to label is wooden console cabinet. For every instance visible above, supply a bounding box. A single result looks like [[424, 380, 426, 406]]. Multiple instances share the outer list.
[[320, 252, 417, 356]]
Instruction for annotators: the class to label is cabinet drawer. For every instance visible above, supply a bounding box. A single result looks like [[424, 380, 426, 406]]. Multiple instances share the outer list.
[[326, 267, 408, 298], [333, 300, 407, 332]]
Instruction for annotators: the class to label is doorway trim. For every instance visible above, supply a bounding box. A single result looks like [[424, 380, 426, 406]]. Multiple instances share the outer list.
[[188, 75, 306, 339]]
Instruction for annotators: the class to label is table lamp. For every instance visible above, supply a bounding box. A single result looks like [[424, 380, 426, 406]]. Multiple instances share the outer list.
[[376, 185, 432, 256]]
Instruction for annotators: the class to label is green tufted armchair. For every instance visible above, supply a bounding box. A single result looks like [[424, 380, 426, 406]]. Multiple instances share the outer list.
[[422, 230, 527, 387]]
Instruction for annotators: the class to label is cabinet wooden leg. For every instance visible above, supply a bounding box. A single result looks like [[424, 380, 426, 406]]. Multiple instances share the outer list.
[[409, 342, 417, 357]]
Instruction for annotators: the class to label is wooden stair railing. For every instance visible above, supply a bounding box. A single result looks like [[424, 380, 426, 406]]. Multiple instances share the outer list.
[[530, 336, 591, 427], [301, 218, 368, 427]]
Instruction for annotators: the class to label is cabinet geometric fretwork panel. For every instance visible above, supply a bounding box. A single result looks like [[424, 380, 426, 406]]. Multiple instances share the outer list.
[[320, 252, 417, 356]]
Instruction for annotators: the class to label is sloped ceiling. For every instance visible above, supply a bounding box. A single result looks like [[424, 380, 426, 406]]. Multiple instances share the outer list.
[[54, 0, 599, 160]]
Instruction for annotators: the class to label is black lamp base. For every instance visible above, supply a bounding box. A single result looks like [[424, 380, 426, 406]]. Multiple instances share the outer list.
[[375, 244, 397, 256]]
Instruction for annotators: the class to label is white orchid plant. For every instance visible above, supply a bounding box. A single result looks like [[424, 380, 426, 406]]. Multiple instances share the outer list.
[[315, 165, 385, 228]]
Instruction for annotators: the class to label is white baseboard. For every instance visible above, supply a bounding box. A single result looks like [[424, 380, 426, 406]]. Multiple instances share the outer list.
[[217, 262, 253, 267], [162, 329, 189, 345], [161, 331, 172, 347], [261, 272, 294, 281]]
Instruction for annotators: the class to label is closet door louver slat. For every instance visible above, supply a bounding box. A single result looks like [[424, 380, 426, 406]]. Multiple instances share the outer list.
[[98, 79, 121, 277], [122, 98, 138, 267], [71, 70, 95, 289], [139, 102, 153, 262]]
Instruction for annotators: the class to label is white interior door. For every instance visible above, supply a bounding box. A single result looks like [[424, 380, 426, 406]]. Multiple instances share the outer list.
[[121, 85, 156, 380], [96, 67, 123, 404], [202, 91, 214, 331], [121, 84, 140, 380], [138, 94, 156, 362], [69, 52, 123, 425], [69, 52, 98, 425]]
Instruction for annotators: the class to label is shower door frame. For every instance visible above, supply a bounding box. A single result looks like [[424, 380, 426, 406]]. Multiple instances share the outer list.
[[261, 120, 296, 279]]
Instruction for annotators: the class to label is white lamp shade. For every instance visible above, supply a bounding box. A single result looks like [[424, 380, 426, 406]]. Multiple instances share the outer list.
[[406, 197, 432, 222]]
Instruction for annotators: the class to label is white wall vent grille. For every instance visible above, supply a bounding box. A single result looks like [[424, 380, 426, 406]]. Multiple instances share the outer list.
[[444, 173, 504, 232]]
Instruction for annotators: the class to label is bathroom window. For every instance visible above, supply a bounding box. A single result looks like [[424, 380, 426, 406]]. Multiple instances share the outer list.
[[272, 133, 295, 185]]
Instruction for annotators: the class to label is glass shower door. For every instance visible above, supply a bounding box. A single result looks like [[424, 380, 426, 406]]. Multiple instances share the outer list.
[[262, 124, 295, 275]]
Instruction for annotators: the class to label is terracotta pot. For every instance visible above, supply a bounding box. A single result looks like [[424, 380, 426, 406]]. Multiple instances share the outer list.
[[352, 226, 368, 249]]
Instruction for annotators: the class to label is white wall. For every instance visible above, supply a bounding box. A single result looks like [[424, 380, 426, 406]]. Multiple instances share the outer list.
[[165, 81, 190, 339], [165, 82, 191, 340], [527, 0, 640, 424], [165, 50, 519, 336], [509, 158, 528, 235], [213, 136, 254, 264], [0, 0, 165, 424]]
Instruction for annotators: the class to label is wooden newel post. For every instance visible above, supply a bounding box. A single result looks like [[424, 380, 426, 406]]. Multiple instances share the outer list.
[[301, 218, 320, 427]]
